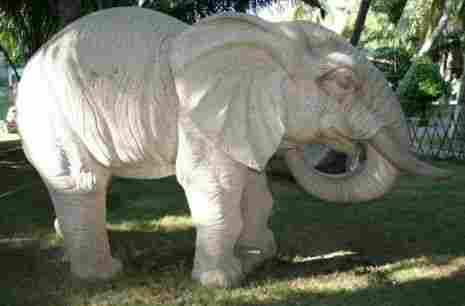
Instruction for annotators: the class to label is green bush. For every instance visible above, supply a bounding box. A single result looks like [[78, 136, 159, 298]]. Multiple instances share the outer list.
[[397, 57, 450, 118]]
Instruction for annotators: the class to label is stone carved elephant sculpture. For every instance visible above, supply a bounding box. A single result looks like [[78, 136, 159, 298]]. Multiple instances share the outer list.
[[16, 7, 450, 288]]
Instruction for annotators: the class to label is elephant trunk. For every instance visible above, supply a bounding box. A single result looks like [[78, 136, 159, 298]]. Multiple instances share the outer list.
[[284, 142, 399, 203], [370, 128, 451, 180], [284, 124, 451, 203]]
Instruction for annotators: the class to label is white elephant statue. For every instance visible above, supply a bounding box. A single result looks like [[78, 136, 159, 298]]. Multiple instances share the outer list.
[[16, 7, 450, 288]]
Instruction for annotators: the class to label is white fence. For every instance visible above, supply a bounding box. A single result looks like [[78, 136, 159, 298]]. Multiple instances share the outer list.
[[408, 105, 465, 160]]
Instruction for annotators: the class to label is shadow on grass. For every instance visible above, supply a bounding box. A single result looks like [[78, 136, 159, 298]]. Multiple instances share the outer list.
[[2, 228, 462, 306], [0, 230, 196, 306], [268, 164, 465, 265], [108, 229, 195, 273], [0, 224, 195, 306], [1, 151, 465, 305]]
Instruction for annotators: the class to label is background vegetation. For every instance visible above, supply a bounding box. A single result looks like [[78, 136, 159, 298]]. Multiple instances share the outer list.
[[1, 0, 464, 120]]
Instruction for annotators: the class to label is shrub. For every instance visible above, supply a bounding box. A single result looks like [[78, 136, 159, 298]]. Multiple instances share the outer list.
[[397, 56, 450, 119]]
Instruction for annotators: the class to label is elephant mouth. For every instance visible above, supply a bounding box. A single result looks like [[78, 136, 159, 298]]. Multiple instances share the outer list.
[[305, 142, 366, 179]]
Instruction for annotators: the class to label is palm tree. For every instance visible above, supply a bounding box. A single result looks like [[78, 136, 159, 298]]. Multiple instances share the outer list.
[[350, 0, 372, 46]]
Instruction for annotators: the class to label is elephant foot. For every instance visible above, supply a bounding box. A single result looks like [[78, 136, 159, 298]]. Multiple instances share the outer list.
[[72, 257, 123, 281], [192, 258, 243, 288], [54, 218, 63, 237], [236, 233, 277, 274]]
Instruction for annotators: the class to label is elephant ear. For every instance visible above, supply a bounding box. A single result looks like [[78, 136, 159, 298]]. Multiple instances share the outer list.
[[170, 14, 293, 171]]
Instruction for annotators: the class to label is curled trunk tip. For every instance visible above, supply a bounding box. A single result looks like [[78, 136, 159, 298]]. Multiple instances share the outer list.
[[284, 143, 399, 203], [371, 128, 452, 180]]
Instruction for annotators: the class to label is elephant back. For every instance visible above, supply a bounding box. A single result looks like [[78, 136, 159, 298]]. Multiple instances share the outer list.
[[18, 8, 187, 176]]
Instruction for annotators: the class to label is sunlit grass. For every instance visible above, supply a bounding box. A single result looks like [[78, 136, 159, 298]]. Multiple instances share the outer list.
[[158, 215, 193, 232], [107, 215, 192, 233], [0, 132, 20, 142], [386, 256, 465, 283]]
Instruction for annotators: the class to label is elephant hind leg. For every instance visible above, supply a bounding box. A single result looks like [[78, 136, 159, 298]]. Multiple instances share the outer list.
[[236, 171, 277, 274], [22, 133, 121, 280], [48, 176, 122, 280]]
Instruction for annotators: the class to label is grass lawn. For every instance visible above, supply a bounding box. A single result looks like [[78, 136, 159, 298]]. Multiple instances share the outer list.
[[0, 146, 464, 306]]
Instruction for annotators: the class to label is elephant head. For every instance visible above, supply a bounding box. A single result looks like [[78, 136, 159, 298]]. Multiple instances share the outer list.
[[170, 14, 450, 203], [282, 21, 450, 202]]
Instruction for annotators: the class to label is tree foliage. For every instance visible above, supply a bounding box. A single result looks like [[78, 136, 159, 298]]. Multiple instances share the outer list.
[[0, 0, 59, 63], [140, 0, 279, 23], [398, 57, 450, 118], [292, 0, 327, 21], [0, 0, 299, 63], [369, 46, 411, 88], [371, 0, 408, 24]]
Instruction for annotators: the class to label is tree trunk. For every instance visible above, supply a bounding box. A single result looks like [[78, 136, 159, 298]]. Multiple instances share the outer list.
[[418, 1, 450, 57], [60, 0, 82, 25], [350, 0, 372, 46], [448, 50, 465, 139], [94, 0, 123, 10], [94, 0, 104, 9], [48, 0, 83, 26]]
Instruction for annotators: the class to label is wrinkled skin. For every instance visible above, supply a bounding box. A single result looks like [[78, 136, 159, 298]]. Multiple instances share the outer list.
[[17, 7, 450, 288]]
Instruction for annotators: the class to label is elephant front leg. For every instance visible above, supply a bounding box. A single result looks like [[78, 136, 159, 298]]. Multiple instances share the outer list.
[[181, 172, 246, 288], [236, 171, 277, 274], [176, 129, 248, 286]]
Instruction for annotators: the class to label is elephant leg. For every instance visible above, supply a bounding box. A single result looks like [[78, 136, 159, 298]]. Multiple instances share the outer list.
[[52, 217, 70, 262], [46, 167, 122, 280], [180, 168, 247, 288], [176, 125, 247, 288], [23, 136, 121, 280], [236, 171, 277, 274]]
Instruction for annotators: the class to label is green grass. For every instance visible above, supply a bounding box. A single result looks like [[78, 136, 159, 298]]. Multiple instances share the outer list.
[[1, 151, 465, 306]]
